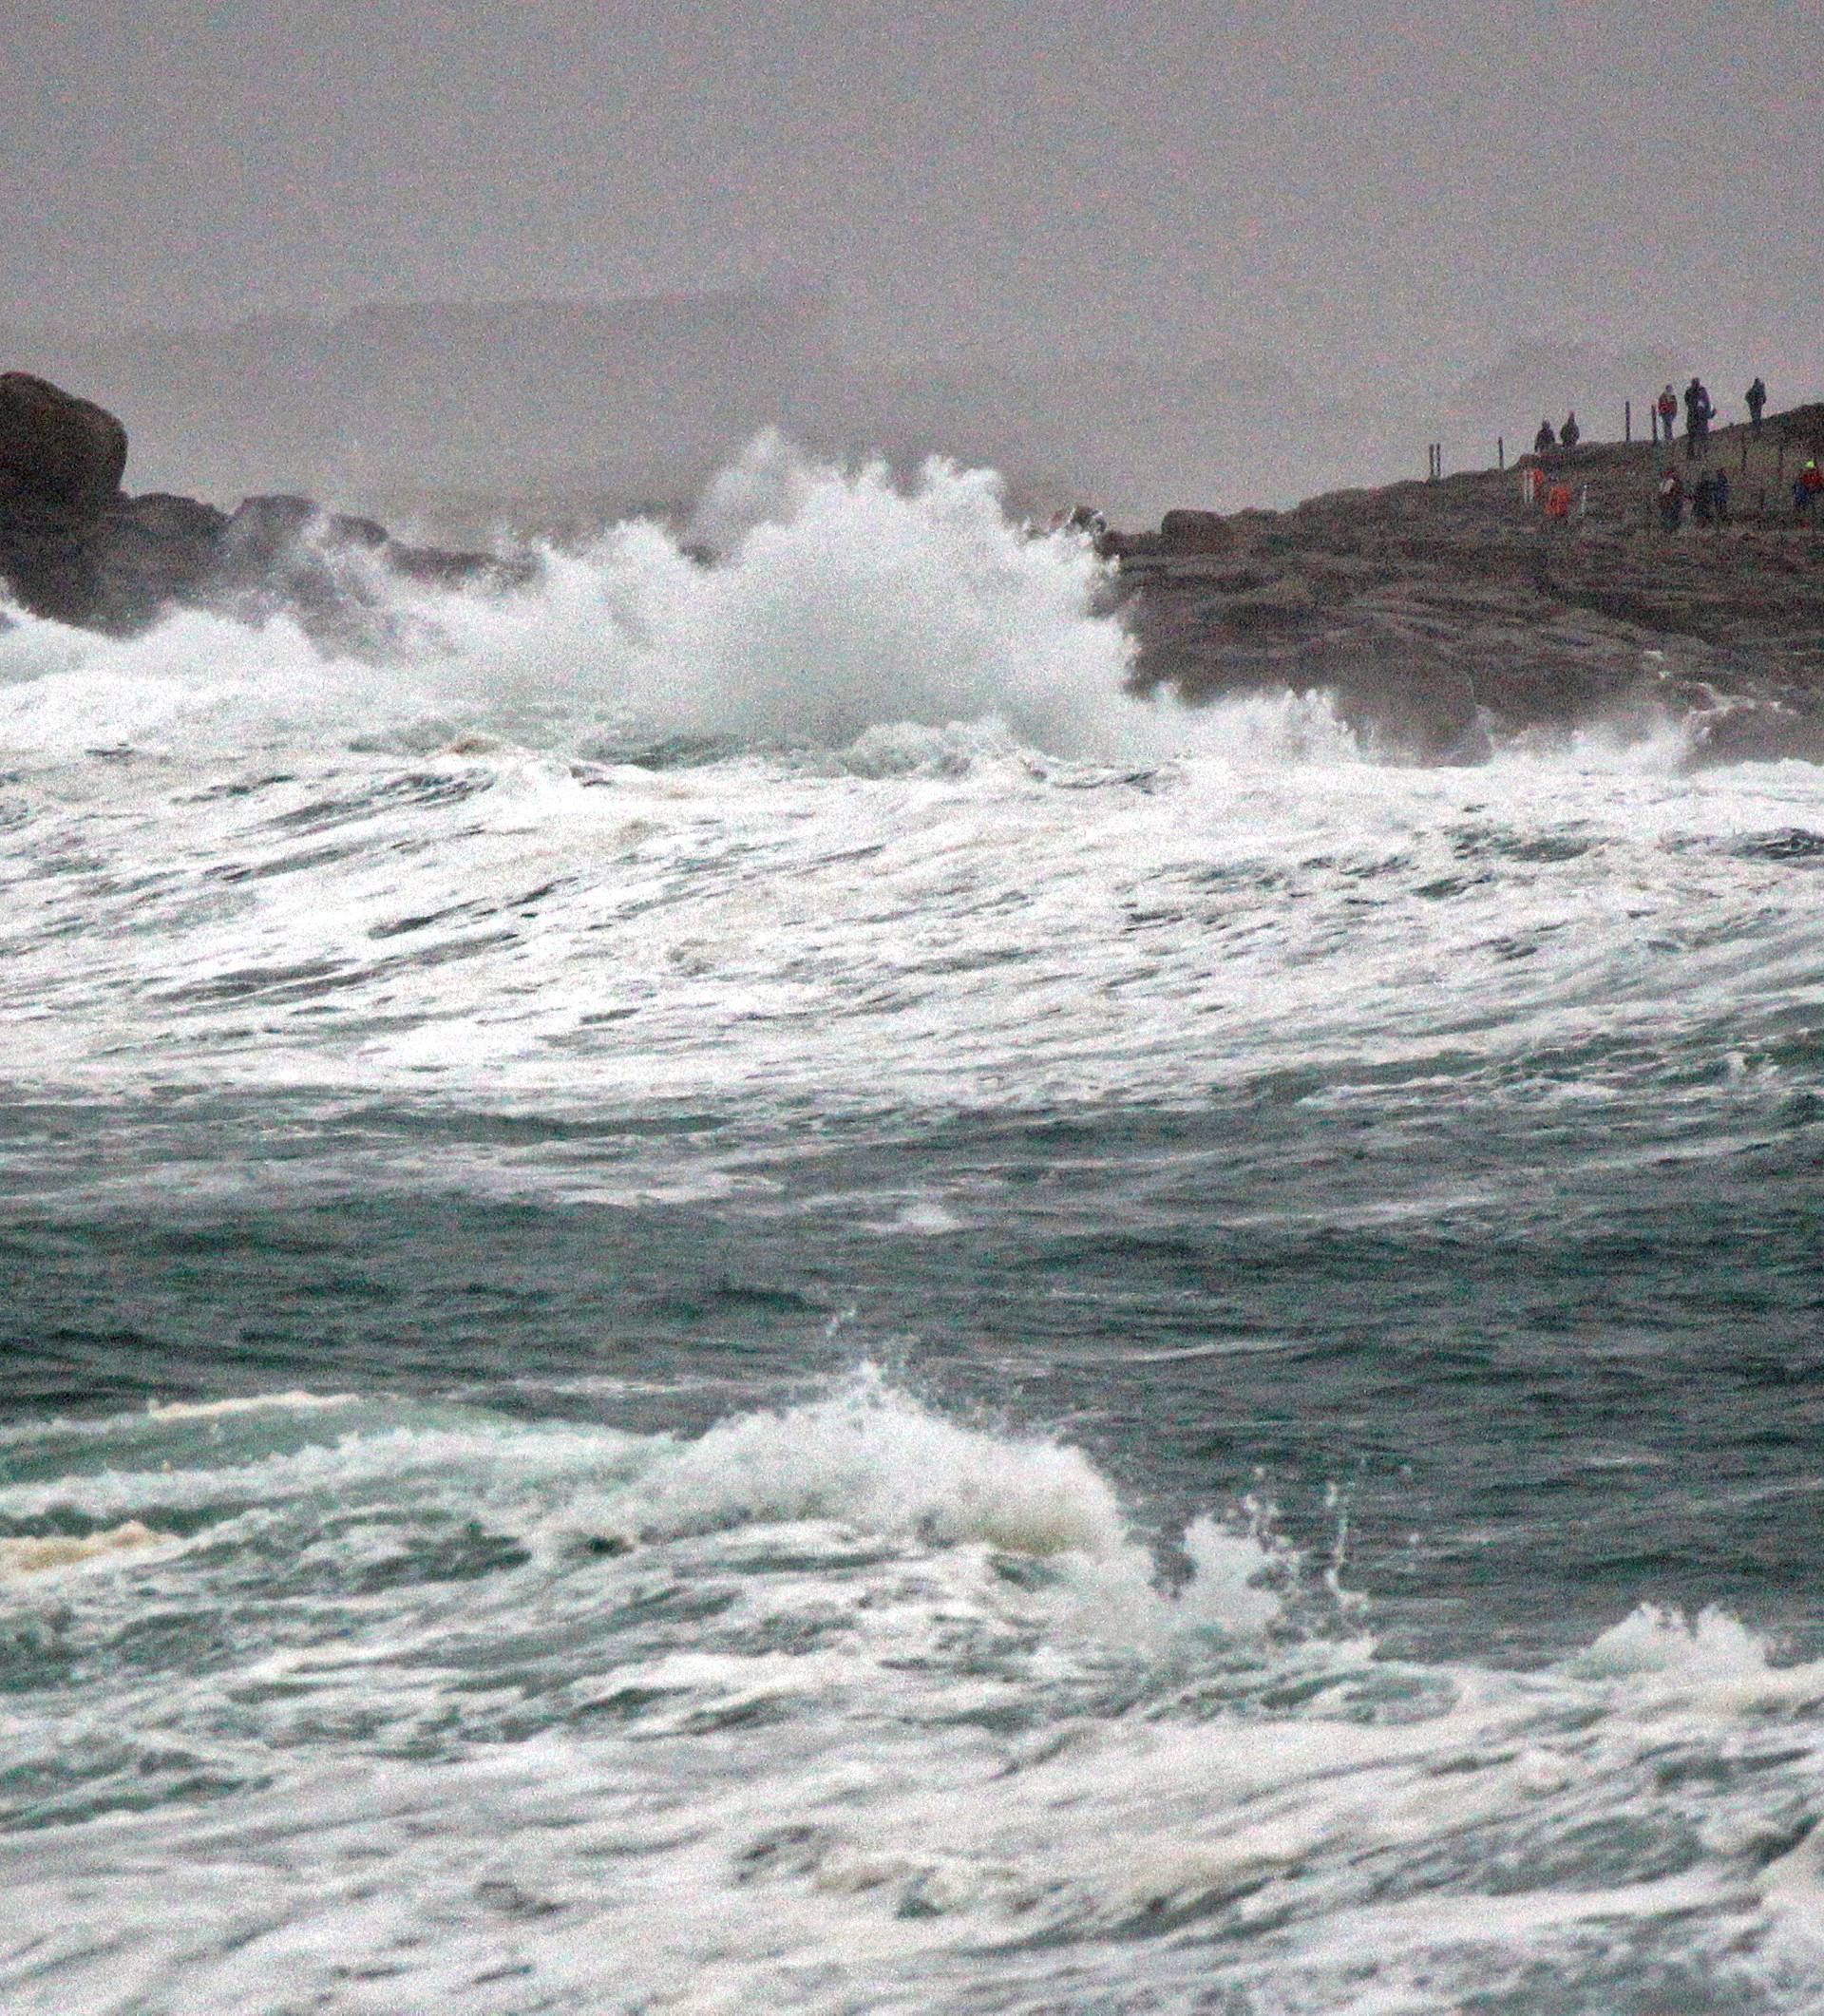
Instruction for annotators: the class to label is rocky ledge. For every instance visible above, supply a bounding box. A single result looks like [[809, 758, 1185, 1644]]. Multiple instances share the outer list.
[[0, 371, 535, 646], [1113, 409, 1824, 761]]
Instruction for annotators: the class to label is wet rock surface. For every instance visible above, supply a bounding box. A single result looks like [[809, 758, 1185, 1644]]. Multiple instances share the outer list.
[[0, 373, 537, 644], [1118, 406, 1824, 761]]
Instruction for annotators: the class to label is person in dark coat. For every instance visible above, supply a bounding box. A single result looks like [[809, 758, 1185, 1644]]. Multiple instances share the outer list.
[[1713, 467, 1732, 525], [1560, 411, 1581, 449], [1683, 377, 1713, 460], [1692, 470, 1717, 524], [1746, 377, 1768, 436], [1534, 419, 1557, 455], [1657, 466, 1684, 531]]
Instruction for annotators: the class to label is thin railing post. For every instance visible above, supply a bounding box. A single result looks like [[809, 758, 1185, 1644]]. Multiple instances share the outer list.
[[1498, 436, 1505, 470], [1625, 400, 1632, 444]]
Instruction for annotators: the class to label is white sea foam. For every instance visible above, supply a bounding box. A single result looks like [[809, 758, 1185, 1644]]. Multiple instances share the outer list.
[[5, 428, 1824, 1130], [605, 1367, 1134, 1557], [7, 436, 1824, 2012], [145, 1389, 359, 1421], [1567, 1602, 1824, 1713], [1570, 1601, 1775, 1681], [0, 437, 1136, 766], [0, 1380, 1819, 2013]]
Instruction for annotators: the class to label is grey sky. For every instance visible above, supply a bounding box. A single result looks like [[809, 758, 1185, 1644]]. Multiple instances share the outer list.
[[7, 0, 1820, 377]]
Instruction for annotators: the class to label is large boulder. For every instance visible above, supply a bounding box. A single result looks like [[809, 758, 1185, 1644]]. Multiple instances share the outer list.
[[0, 372, 128, 520]]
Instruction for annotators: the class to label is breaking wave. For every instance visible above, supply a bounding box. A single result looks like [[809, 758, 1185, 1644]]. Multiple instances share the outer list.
[[4, 1374, 1823, 2011], [0, 437, 1147, 763]]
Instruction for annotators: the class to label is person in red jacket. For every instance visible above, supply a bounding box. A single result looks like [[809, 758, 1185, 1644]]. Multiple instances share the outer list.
[[1797, 461, 1824, 522]]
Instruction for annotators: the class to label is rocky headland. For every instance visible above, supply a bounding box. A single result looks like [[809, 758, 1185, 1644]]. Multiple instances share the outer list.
[[4, 368, 1823, 762], [1115, 409, 1824, 761], [0, 371, 534, 647]]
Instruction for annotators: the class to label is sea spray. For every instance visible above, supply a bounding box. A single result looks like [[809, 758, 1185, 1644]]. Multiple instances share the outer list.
[[0, 437, 1139, 761]]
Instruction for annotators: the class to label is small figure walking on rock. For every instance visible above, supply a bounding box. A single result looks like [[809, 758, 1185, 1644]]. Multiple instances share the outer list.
[[1657, 384, 1679, 447], [1534, 419, 1557, 455], [1560, 412, 1581, 450], [1657, 466, 1685, 531]]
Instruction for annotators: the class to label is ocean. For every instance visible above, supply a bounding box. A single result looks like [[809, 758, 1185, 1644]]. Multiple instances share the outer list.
[[3, 446, 1823, 2014]]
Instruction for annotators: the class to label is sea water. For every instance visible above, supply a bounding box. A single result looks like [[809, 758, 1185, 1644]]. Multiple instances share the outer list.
[[2, 446, 1823, 2014]]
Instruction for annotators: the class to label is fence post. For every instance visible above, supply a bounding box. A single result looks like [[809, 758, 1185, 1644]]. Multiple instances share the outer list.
[[1498, 436, 1505, 470], [1625, 400, 1632, 444]]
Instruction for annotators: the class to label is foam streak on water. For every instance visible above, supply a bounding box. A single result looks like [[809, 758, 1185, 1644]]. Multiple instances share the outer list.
[[4, 442, 1824, 2011]]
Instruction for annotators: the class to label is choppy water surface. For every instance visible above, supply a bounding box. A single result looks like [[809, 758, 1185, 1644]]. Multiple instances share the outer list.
[[3, 453, 1824, 2013]]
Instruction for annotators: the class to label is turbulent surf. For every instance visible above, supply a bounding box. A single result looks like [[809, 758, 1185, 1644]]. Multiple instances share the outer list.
[[4, 445, 1824, 2014]]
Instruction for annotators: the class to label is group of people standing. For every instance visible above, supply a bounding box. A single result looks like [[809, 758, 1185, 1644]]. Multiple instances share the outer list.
[[1534, 377, 1766, 462], [1655, 464, 1735, 531], [1652, 375, 1754, 458], [1651, 374, 1822, 526], [1528, 371, 1821, 530], [1659, 457, 1822, 528], [1523, 371, 1822, 534]]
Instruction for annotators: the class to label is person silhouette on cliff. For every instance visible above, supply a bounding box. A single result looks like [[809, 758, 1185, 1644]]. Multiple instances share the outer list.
[[1534, 419, 1557, 455], [1560, 412, 1581, 450], [1683, 377, 1713, 460], [1747, 377, 1768, 437], [1657, 385, 1679, 447]]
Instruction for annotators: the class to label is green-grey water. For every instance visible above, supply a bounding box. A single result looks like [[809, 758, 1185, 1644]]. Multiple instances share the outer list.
[[4, 463, 1824, 2012]]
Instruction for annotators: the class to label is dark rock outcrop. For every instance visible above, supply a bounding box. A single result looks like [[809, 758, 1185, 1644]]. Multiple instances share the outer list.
[[0, 372, 127, 517], [0, 372, 537, 644], [1158, 508, 1235, 555]]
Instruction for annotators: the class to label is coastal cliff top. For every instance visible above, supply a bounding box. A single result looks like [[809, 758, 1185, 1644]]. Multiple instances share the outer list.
[[1118, 404, 1824, 762]]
